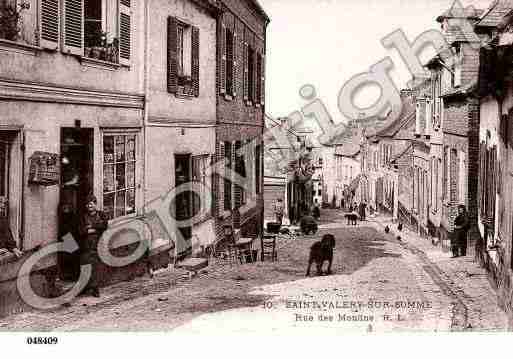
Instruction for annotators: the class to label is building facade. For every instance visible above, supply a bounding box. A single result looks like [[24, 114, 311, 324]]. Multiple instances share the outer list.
[[0, 0, 145, 316], [214, 0, 269, 240]]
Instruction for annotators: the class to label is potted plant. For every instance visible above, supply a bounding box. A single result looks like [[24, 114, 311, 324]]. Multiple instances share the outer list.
[[0, 2, 29, 41]]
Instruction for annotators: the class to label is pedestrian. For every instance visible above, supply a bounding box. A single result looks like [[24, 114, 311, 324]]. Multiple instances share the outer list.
[[0, 199, 23, 259], [358, 201, 366, 221], [79, 193, 108, 297], [452, 204, 469, 258], [312, 199, 320, 221], [273, 198, 284, 225]]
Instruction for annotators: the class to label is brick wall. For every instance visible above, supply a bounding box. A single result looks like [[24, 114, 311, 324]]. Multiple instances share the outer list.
[[462, 43, 480, 87], [443, 100, 469, 136], [214, 0, 267, 243]]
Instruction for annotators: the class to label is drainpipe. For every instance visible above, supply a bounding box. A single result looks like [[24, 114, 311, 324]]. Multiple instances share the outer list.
[[142, 0, 150, 216]]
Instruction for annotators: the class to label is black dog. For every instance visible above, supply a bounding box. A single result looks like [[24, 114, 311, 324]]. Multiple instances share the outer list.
[[306, 234, 336, 276]]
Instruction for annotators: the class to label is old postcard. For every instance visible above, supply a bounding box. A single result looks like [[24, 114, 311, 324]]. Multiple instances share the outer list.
[[0, 0, 512, 348]]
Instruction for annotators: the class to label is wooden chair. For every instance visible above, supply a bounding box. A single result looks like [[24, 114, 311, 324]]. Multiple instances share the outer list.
[[261, 234, 277, 262]]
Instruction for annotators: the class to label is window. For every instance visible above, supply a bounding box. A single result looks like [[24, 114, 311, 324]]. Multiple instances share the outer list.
[[256, 52, 263, 105], [255, 144, 261, 194], [81, 0, 131, 64], [177, 24, 192, 81], [235, 141, 247, 206], [168, 17, 199, 97], [245, 45, 255, 103], [450, 148, 458, 202], [224, 142, 232, 211], [102, 133, 137, 220], [225, 27, 234, 95], [453, 45, 462, 87], [192, 154, 211, 220], [443, 146, 448, 200]]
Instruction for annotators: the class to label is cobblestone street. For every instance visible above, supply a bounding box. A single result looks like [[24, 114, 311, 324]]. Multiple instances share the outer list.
[[0, 210, 509, 332]]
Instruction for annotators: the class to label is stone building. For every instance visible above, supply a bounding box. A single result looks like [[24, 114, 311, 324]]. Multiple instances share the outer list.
[[436, 7, 483, 253], [0, 0, 145, 316], [144, 0, 219, 258], [214, 0, 269, 240], [475, 0, 513, 328]]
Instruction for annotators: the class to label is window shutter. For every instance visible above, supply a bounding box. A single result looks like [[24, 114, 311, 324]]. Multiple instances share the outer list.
[[192, 26, 200, 97], [62, 0, 83, 56], [252, 49, 257, 106], [119, 0, 131, 66], [260, 54, 265, 105], [243, 40, 249, 100], [219, 22, 226, 95], [232, 31, 238, 97], [167, 17, 178, 94], [40, 0, 60, 50]]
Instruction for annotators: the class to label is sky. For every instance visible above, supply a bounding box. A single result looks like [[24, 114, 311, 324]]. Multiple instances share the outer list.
[[260, 0, 494, 127]]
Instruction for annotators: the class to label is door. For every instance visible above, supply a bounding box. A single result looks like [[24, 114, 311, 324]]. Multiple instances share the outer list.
[[0, 130, 22, 250], [174, 154, 192, 256], [59, 128, 94, 281]]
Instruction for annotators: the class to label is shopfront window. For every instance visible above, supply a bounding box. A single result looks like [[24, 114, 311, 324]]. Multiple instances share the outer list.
[[102, 133, 137, 220]]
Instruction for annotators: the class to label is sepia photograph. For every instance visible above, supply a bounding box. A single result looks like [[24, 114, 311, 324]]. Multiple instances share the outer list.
[[0, 0, 513, 354]]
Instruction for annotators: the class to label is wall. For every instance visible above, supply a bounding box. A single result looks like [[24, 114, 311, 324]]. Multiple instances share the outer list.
[[0, 0, 144, 95], [147, 0, 217, 124]]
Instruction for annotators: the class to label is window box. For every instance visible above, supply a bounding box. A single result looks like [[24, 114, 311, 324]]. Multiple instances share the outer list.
[[84, 43, 119, 65]]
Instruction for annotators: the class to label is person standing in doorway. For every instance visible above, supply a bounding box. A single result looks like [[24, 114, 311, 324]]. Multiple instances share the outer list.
[[453, 205, 469, 257], [79, 194, 108, 297]]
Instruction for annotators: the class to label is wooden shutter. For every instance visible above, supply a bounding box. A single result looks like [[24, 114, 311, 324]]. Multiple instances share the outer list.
[[119, 0, 131, 65], [243, 34, 249, 100], [252, 48, 257, 105], [232, 29, 238, 97], [62, 0, 83, 56], [219, 21, 226, 95], [167, 17, 178, 94], [40, 0, 60, 50], [260, 54, 265, 105], [192, 26, 200, 97]]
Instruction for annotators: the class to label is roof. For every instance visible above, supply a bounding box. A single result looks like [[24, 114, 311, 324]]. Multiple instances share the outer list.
[[327, 116, 386, 146], [441, 80, 478, 99], [477, 0, 513, 27], [247, 0, 270, 22], [375, 96, 416, 138], [436, 5, 484, 22]]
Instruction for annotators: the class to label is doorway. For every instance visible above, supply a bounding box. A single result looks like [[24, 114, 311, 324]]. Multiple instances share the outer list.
[[174, 154, 192, 256], [58, 128, 94, 281]]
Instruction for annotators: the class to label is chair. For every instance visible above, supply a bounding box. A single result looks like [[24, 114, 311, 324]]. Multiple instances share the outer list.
[[214, 225, 243, 266], [261, 234, 277, 262]]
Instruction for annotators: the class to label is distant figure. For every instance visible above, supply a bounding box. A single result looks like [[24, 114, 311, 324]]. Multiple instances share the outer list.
[[358, 201, 367, 221], [273, 198, 284, 225], [341, 198, 345, 210], [397, 223, 403, 232], [385, 225, 390, 234], [452, 205, 469, 258], [312, 199, 321, 221], [300, 214, 318, 235]]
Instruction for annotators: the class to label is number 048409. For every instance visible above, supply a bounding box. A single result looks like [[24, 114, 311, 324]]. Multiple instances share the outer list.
[[26, 337, 58, 345]]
